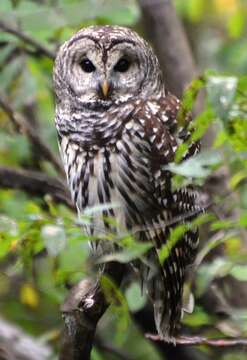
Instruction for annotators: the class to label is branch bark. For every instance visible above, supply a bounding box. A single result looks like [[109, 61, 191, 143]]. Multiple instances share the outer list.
[[0, 20, 55, 59], [0, 166, 73, 208], [59, 262, 124, 360], [0, 92, 64, 175]]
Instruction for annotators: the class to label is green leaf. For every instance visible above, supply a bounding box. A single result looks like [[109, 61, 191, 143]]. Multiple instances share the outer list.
[[158, 224, 190, 264], [186, 0, 205, 22], [57, 237, 88, 283], [177, 76, 206, 127], [11, 1, 66, 33], [175, 108, 214, 163], [125, 282, 147, 312], [91, 348, 105, 360], [207, 76, 238, 121], [41, 224, 67, 257], [6, 0, 139, 33], [0, 0, 12, 13], [183, 306, 213, 327], [210, 219, 236, 231], [0, 56, 23, 91], [0, 43, 16, 65], [0, 215, 18, 236], [100, 275, 129, 344], [213, 130, 229, 148], [239, 212, 247, 228], [196, 258, 233, 296], [230, 170, 247, 189], [166, 150, 222, 178], [190, 109, 215, 142], [0, 134, 31, 166], [98, 242, 152, 264], [227, 10, 245, 39], [230, 265, 247, 282]]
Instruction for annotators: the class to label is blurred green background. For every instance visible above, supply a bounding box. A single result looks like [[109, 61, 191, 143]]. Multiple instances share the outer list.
[[1, 0, 247, 359]]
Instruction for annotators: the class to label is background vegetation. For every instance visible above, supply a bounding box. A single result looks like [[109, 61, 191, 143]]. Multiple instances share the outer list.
[[0, 0, 247, 359]]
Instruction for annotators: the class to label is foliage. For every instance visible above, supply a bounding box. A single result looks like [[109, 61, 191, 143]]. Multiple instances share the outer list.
[[1, 1, 247, 359]]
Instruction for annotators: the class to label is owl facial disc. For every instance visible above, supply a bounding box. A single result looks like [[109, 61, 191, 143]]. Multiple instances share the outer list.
[[53, 25, 164, 110]]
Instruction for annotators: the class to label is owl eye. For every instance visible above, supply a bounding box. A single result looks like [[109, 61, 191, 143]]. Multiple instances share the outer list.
[[114, 58, 130, 73], [80, 58, 96, 73]]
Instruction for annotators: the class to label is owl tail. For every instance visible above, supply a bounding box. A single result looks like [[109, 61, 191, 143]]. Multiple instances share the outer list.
[[143, 247, 185, 342]]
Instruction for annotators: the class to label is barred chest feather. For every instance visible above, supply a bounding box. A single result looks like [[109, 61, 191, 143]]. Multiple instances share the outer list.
[[59, 116, 161, 236]]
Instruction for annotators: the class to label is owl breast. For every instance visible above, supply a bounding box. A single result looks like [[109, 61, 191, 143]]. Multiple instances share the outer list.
[[60, 119, 160, 236]]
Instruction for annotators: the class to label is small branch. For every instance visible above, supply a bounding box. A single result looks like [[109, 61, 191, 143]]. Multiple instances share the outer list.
[[146, 334, 247, 347], [0, 20, 55, 59], [0, 166, 73, 208], [0, 317, 53, 360], [0, 92, 64, 175], [59, 262, 125, 360], [0, 40, 48, 59]]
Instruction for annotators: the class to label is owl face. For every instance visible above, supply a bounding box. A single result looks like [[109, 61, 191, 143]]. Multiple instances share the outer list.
[[54, 26, 163, 109]]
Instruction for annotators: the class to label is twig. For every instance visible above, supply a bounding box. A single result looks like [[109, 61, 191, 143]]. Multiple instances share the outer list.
[[59, 262, 125, 360], [0, 20, 55, 59], [146, 334, 247, 347], [0, 92, 64, 175], [0, 166, 73, 208], [0, 40, 48, 60]]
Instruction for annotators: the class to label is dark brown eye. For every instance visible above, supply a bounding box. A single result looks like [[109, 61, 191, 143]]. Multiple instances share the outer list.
[[114, 58, 130, 73], [80, 58, 95, 73]]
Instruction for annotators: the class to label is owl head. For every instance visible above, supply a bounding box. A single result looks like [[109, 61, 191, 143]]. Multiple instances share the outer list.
[[53, 26, 164, 110]]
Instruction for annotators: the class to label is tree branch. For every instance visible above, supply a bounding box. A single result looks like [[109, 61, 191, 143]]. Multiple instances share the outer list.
[[0, 92, 64, 175], [146, 334, 247, 347], [0, 20, 55, 60], [59, 262, 125, 360], [0, 166, 73, 208], [0, 317, 53, 360]]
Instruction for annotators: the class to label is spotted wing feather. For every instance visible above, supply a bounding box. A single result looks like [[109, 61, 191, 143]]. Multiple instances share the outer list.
[[132, 94, 201, 340]]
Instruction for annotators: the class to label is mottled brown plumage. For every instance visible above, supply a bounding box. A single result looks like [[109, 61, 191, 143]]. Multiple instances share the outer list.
[[53, 25, 201, 341]]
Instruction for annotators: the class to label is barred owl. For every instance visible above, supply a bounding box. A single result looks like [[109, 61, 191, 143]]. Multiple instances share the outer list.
[[53, 25, 201, 341]]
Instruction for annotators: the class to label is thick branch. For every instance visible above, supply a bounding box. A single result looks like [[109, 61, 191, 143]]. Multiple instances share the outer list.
[[59, 262, 124, 360], [0, 20, 55, 59], [0, 166, 73, 208], [0, 317, 52, 360], [138, 0, 196, 97], [0, 92, 64, 175]]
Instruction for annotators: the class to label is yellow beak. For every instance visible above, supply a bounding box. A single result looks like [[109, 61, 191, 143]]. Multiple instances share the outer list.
[[101, 80, 110, 98]]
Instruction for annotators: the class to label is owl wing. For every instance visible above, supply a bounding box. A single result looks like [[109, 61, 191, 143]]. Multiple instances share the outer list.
[[132, 93, 201, 340]]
